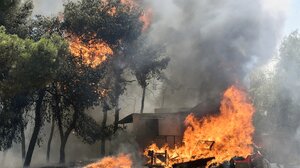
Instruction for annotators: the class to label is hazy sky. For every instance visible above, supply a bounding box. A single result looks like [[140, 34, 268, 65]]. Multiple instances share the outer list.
[[32, 0, 299, 35], [284, 0, 300, 35]]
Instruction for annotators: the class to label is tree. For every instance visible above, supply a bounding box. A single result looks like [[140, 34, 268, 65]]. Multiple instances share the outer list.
[[46, 110, 55, 162], [63, 0, 143, 133], [27, 15, 65, 163], [0, 0, 33, 38], [128, 38, 170, 113], [0, 27, 68, 167], [49, 56, 106, 163], [276, 31, 300, 132], [249, 31, 300, 165], [63, 0, 142, 46], [0, 27, 25, 152]]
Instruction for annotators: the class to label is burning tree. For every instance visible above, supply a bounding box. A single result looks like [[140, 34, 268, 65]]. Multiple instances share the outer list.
[[26, 14, 111, 163], [62, 0, 143, 135], [1, 0, 167, 166]]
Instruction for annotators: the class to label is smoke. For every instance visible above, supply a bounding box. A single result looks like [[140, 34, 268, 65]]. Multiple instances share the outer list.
[[8, 0, 295, 167], [32, 0, 64, 16], [141, 0, 288, 108], [110, 130, 145, 167]]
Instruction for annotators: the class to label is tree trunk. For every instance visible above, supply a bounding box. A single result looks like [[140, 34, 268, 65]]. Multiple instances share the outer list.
[[59, 125, 74, 164], [113, 100, 120, 133], [21, 123, 26, 160], [59, 122, 76, 163], [59, 137, 68, 164], [24, 90, 45, 167], [100, 108, 108, 156], [46, 115, 55, 162], [140, 86, 146, 114], [59, 105, 79, 164]]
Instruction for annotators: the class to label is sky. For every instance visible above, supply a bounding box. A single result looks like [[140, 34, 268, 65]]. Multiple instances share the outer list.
[[284, 0, 300, 35], [32, 0, 300, 36]]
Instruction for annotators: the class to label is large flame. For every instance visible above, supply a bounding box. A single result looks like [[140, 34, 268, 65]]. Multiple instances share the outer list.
[[68, 35, 113, 68], [84, 154, 132, 168], [144, 85, 255, 167]]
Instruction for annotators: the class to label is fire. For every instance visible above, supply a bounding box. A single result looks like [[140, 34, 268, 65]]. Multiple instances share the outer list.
[[139, 8, 152, 32], [68, 35, 113, 68], [144, 85, 255, 167], [84, 154, 132, 168], [119, 0, 152, 32]]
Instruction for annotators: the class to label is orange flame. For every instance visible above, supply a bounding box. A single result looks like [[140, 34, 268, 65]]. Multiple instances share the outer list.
[[139, 8, 152, 32], [68, 35, 113, 68], [119, 0, 152, 32], [144, 85, 255, 167], [84, 154, 132, 168]]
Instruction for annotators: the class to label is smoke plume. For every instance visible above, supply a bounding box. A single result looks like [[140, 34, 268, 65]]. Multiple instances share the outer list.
[[143, 0, 288, 108]]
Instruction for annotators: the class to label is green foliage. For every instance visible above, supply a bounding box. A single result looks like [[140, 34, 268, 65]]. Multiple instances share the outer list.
[[0, 27, 67, 97], [0, 27, 68, 151], [0, 0, 33, 38], [63, 0, 142, 46], [29, 15, 64, 41], [0, 94, 29, 150]]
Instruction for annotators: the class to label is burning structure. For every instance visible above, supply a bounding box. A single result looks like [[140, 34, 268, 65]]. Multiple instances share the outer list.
[[85, 86, 270, 168], [143, 86, 258, 167], [118, 105, 218, 150]]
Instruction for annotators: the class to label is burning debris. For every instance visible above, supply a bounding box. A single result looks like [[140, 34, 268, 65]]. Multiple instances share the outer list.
[[84, 154, 132, 168], [144, 86, 256, 167]]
